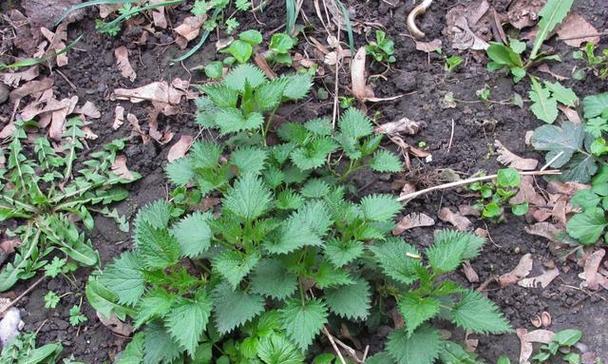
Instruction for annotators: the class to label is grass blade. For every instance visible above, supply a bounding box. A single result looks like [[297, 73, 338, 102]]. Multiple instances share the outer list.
[[0, 34, 83, 71], [286, 0, 297, 35], [54, 0, 136, 26], [335, 0, 354, 53]]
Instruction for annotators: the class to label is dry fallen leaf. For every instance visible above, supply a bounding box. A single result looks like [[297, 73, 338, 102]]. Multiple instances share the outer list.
[[498, 253, 533, 287], [541, 311, 551, 327], [2, 66, 39, 88], [392, 212, 435, 235], [558, 105, 582, 123], [375, 117, 424, 135], [113, 106, 125, 130], [510, 176, 546, 207], [111, 155, 137, 181], [97, 312, 133, 337], [167, 135, 194, 161], [0, 239, 21, 254], [113, 81, 184, 105], [415, 39, 442, 53], [538, 64, 568, 81], [557, 13, 600, 47], [9, 77, 54, 103], [445, 1, 491, 50], [518, 328, 555, 364], [462, 261, 479, 283], [495, 140, 538, 171], [115, 46, 137, 81], [351, 47, 373, 102], [458, 205, 480, 217], [524, 222, 562, 242], [518, 268, 559, 289], [174, 16, 205, 49], [579, 249, 606, 291], [506, 0, 545, 29], [76, 101, 101, 119], [438, 207, 472, 231]]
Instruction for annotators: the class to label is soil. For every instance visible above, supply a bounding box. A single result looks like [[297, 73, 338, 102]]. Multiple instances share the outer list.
[[1, 0, 607, 363]]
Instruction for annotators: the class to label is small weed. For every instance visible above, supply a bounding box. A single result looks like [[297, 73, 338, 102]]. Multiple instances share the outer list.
[[267, 33, 297, 65], [470, 168, 527, 220], [222, 30, 263, 64], [444, 55, 463, 72], [532, 329, 583, 363], [573, 42, 608, 80], [44, 291, 60, 309], [0, 331, 63, 363], [68, 305, 87, 326], [366, 30, 396, 64], [339, 96, 355, 109], [476, 85, 491, 101]]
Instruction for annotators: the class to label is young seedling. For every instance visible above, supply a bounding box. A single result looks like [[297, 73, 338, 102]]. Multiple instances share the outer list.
[[0, 331, 63, 363], [69, 305, 87, 327], [444, 55, 463, 72], [470, 168, 527, 220], [531, 329, 583, 363], [266, 33, 297, 65], [366, 30, 396, 64]]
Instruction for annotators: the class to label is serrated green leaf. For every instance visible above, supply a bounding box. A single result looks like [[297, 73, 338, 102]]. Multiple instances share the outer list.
[[166, 157, 194, 186], [282, 73, 312, 100], [304, 118, 333, 136], [200, 84, 238, 108], [171, 212, 212, 258], [339, 108, 373, 139], [223, 173, 272, 221], [365, 352, 395, 364], [101, 252, 144, 306], [275, 189, 304, 210], [280, 298, 328, 351], [370, 150, 403, 173], [212, 282, 265, 334], [427, 231, 475, 274], [314, 261, 354, 288], [135, 289, 176, 328], [116, 332, 144, 364], [224, 64, 267, 91], [258, 333, 305, 364], [230, 147, 268, 175], [255, 78, 289, 112], [583, 93, 608, 119], [265, 218, 321, 254], [135, 200, 171, 231], [451, 290, 511, 334], [213, 250, 260, 289], [290, 138, 338, 170], [545, 81, 578, 107], [190, 141, 222, 169], [387, 326, 442, 364], [250, 258, 298, 300], [566, 207, 607, 244], [529, 77, 558, 123], [325, 278, 371, 320], [86, 275, 132, 321], [369, 238, 421, 285], [164, 291, 213, 357], [439, 341, 481, 364], [360, 194, 401, 222], [530, 0, 574, 59], [301, 179, 331, 198], [215, 108, 265, 134], [324, 239, 364, 267], [143, 322, 183, 364], [398, 293, 440, 336], [138, 223, 181, 269]]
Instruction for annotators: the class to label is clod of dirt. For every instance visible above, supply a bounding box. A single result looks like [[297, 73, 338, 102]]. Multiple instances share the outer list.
[[0, 308, 23, 346], [0, 84, 9, 105]]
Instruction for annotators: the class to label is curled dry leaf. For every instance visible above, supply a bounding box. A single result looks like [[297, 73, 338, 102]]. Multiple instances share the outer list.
[[530, 315, 542, 328], [167, 135, 194, 162], [111, 155, 137, 181], [392, 212, 435, 235], [174, 16, 205, 49], [495, 140, 538, 171], [97, 312, 133, 337], [115, 46, 137, 82], [557, 13, 600, 47], [541, 311, 551, 327], [558, 105, 582, 123], [510, 176, 546, 206], [498, 253, 533, 287], [438, 207, 472, 231], [113, 106, 125, 130], [76, 101, 101, 119], [375, 117, 424, 135], [415, 39, 442, 53], [458, 205, 480, 217], [398, 182, 417, 200], [578, 249, 606, 291], [546, 181, 590, 196], [127, 113, 149, 144], [9, 77, 54, 103], [518, 268, 559, 289], [506, 0, 545, 29], [444, 0, 491, 50], [462, 261, 479, 283], [2, 67, 39, 88], [39, 24, 69, 67], [525, 222, 562, 242], [113, 82, 184, 105], [99, 4, 122, 18], [518, 328, 555, 364], [537, 64, 568, 81]]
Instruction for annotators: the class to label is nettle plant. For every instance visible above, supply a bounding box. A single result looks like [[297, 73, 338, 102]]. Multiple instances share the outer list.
[[0, 119, 138, 291], [89, 64, 509, 364]]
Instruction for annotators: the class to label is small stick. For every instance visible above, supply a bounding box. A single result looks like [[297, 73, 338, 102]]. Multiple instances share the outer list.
[[540, 151, 564, 171], [447, 118, 455, 153], [56, 69, 78, 91], [0, 276, 45, 316], [323, 327, 347, 364], [398, 169, 561, 202]]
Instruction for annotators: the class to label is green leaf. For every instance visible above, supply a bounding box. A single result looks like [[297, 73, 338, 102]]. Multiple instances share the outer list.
[[566, 207, 607, 244], [212, 282, 265, 334], [301, 179, 331, 198], [143, 323, 183, 364], [203, 61, 223, 79], [545, 81, 578, 107], [275, 189, 304, 210], [171, 212, 212, 258], [529, 77, 558, 123], [223, 173, 272, 221], [201, 84, 238, 108], [135, 289, 176, 328], [370, 150, 403, 173], [439, 341, 482, 364], [531, 121, 585, 168], [360, 194, 401, 222], [166, 157, 194, 186], [230, 147, 268, 175], [398, 293, 440, 335], [365, 352, 395, 364], [226, 39, 253, 63], [254, 78, 289, 112], [215, 108, 265, 134], [116, 332, 144, 364], [280, 298, 328, 351], [324, 239, 364, 267], [138, 223, 181, 270], [135, 200, 171, 230], [486, 42, 523, 67], [338, 108, 373, 139], [570, 189, 600, 210], [386, 326, 442, 364], [553, 329, 583, 346], [324, 278, 371, 320], [239, 29, 263, 45], [496, 168, 521, 188], [164, 291, 213, 357], [266, 218, 321, 254], [314, 261, 354, 289], [583, 93, 608, 119], [86, 275, 132, 321], [190, 141, 223, 169], [250, 258, 298, 300], [282, 73, 312, 100], [269, 33, 296, 53], [224, 64, 267, 91], [212, 250, 260, 289], [530, 0, 574, 59], [451, 290, 511, 334], [100, 252, 144, 306], [368, 238, 421, 285], [257, 333, 305, 364]]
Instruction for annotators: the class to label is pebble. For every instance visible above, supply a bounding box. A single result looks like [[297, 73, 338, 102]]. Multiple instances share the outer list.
[[0, 84, 9, 104]]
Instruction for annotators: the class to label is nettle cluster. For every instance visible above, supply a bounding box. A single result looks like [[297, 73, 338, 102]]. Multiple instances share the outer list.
[[0, 119, 137, 291], [89, 65, 510, 364]]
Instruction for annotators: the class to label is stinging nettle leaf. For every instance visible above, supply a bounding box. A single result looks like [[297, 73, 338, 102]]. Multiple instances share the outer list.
[[212, 282, 265, 334], [171, 212, 212, 258], [324, 278, 371, 320], [450, 290, 512, 334], [280, 298, 328, 351], [387, 326, 443, 364]]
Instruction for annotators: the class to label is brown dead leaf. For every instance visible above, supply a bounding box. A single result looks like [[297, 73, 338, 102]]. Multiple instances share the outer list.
[[351, 47, 373, 102], [458, 205, 480, 217], [0, 239, 21, 254], [530, 315, 542, 328], [531, 207, 553, 222], [127, 113, 149, 143], [558, 105, 582, 123], [415, 39, 442, 53], [537, 64, 568, 81], [113, 106, 125, 130], [546, 181, 589, 196], [113, 82, 184, 105], [2, 67, 39, 88], [518, 268, 559, 288], [375, 117, 424, 135], [495, 140, 538, 171], [97, 312, 133, 337], [9, 78, 54, 102], [82, 127, 98, 140], [438, 207, 472, 231], [510, 176, 546, 206], [75, 101, 101, 119], [579, 249, 606, 291], [506, 0, 545, 29], [518, 328, 555, 364], [167, 135, 194, 162], [99, 4, 122, 18], [525, 222, 562, 242], [462, 261, 479, 283], [445, 1, 491, 50], [557, 13, 600, 47], [392, 213, 435, 235], [174, 16, 205, 49], [498, 253, 533, 287], [150, 0, 168, 29], [115, 46, 137, 81], [541, 311, 551, 327], [111, 155, 137, 181], [551, 197, 568, 226], [48, 96, 79, 140]]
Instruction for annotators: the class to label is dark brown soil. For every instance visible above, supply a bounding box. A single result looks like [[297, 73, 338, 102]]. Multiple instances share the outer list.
[[1, 0, 607, 362]]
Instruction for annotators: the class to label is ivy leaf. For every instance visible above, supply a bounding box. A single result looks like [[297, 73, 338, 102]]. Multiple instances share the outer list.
[[529, 77, 558, 123], [171, 212, 212, 258], [451, 290, 512, 334], [280, 298, 328, 351], [566, 207, 607, 244], [530, 0, 574, 59], [212, 282, 265, 334], [100, 252, 144, 306], [398, 293, 440, 336], [250, 258, 298, 300], [324, 278, 371, 320], [386, 326, 443, 364], [164, 291, 213, 357]]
